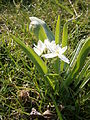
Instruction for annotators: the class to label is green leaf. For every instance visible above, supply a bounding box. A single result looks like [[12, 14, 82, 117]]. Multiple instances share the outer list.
[[55, 15, 61, 44], [67, 39, 85, 74], [79, 72, 90, 89], [54, 15, 61, 73], [62, 37, 90, 87], [12, 35, 56, 91], [46, 76, 55, 90], [29, 17, 55, 42], [50, 95, 63, 120], [69, 39, 85, 70], [43, 23, 55, 41], [30, 24, 47, 42], [74, 60, 90, 87], [53, 58, 60, 73], [11, 34, 48, 75], [38, 26, 47, 42], [60, 23, 68, 71], [71, 37, 90, 78]]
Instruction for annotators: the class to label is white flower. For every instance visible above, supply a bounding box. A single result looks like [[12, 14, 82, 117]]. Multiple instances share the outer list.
[[33, 40, 46, 56], [33, 39, 56, 56], [44, 39, 56, 53], [42, 44, 70, 64], [33, 39, 69, 64]]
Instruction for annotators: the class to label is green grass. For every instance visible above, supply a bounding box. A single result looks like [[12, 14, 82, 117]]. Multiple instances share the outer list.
[[0, 0, 90, 120]]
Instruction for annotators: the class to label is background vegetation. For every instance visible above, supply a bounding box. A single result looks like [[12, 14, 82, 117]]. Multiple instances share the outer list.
[[0, 0, 90, 120]]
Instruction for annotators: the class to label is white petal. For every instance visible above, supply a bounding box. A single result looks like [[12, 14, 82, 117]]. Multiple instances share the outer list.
[[33, 40, 46, 56], [42, 53, 57, 58], [56, 44, 61, 50], [38, 40, 45, 49], [47, 45, 55, 53], [58, 46, 67, 54], [33, 41, 44, 50], [58, 54, 70, 64], [60, 44, 62, 47], [44, 39, 53, 52], [51, 41, 55, 45], [44, 39, 50, 45], [29, 24, 32, 30], [47, 42, 57, 52], [33, 47, 42, 56], [61, 46, 67, 53], [34, 44, 37, 48], [50, 41, 56, 49]]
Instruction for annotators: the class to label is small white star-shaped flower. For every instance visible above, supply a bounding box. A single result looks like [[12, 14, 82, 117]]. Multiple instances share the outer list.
[[42, 44, 70, 64]]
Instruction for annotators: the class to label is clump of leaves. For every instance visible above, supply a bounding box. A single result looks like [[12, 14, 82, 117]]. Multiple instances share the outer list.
[[12, 16, 90, 120]]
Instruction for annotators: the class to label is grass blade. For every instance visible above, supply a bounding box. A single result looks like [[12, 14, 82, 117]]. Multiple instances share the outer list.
[[55, 0, 74, 16], [50, 95, 63, 120], [81, 92, 90, 102]]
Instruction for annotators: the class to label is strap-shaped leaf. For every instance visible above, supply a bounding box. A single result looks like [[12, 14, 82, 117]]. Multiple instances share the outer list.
[[79, 72, 90, 89], [74, 60, 90, 87], [70, 39, 85, 68], [29, 17, 55, 41], [50, 95, 63, 120], [55, 15, 61, 44], [11, 35, 48, 75], [63, 37, 90, 87], [30, 24, 47, 42], [60, 23, 68, 71], [67, 39, 85, 74], [71, 37, 90, 78], [12, 35, 56, 91], [54, 15, 61, 73]]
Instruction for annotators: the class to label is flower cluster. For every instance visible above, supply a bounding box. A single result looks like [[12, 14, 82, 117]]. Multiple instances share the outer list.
[[33, 39, 69, 64]]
